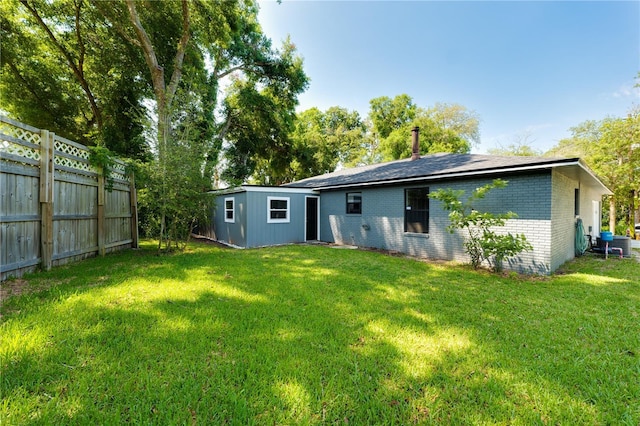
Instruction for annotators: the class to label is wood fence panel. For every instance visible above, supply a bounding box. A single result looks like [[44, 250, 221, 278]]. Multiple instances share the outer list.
[[52, 176, 100, 264], [105, 184, 131, 246], [1, 134, 42, 277], [0, 116, 138, 281]]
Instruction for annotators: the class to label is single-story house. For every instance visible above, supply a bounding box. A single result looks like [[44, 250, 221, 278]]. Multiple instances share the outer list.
[[202, 131, 611, 274]]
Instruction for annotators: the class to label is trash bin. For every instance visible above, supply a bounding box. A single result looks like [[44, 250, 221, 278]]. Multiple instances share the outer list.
[[600, 231, 613, 242]]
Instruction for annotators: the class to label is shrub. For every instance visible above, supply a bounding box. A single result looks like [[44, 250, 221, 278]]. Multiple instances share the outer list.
[[430, 179, 533, 272]]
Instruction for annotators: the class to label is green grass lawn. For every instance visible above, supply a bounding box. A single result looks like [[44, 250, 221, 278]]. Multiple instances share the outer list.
[[1, 242, 639, 425]]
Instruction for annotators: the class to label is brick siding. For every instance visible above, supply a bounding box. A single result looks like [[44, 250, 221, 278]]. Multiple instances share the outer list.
[[320, 172, 555, 274]]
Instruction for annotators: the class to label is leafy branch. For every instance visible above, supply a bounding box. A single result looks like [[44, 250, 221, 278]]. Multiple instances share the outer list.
[[88, 145, 116, 191], [430, 179, 532, 272]]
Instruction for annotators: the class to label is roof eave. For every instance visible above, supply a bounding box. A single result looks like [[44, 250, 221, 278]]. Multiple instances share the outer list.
[[209, 185, 319, 195], [575, 159, 613, 195], [308, 160, 582, 191], [208, 186, 246, 196]]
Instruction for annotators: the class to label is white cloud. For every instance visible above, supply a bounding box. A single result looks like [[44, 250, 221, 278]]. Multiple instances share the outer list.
[[611, 82, 640, 99], [522, 123, 554, 133]]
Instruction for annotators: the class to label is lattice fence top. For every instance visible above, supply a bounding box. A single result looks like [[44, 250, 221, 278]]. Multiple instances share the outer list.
[[54, 135, 93, 173], [54, 136, 90, 160], [0, 117, 42, 163], [0, 118, 42, 145], [1, 116, 129, 181], [111, 161, 128, 182]]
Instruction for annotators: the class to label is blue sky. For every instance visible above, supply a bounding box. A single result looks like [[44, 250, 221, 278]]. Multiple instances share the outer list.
[[257, 1, 640, 154]]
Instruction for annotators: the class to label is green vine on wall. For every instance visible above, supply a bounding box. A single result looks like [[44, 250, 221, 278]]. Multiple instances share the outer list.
[[88, 145, 116, 191]]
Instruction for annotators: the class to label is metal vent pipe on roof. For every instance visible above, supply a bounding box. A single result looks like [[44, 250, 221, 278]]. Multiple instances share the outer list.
[[411, 126, 420, 161]]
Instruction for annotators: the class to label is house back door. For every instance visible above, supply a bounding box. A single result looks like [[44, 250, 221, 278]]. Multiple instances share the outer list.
[[306, 197, 318, 241]]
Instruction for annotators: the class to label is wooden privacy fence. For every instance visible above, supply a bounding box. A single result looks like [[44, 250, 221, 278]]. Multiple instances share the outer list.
[[0, 116, 138, 281]]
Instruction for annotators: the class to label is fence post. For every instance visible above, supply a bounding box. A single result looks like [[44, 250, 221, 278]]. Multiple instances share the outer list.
[[129, 172, 139, 248], [39, 130, 54, 270], [97, 169, 105, 256]]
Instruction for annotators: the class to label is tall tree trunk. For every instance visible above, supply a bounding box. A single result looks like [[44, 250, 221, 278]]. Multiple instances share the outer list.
[[123, 0, 190, 250], [609, 196, 616, 234], [629, 190, 635, 237], [633, 189, 639, 238]]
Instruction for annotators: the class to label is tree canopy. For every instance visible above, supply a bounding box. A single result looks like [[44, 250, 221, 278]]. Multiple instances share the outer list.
[[545, 108, 640, 235], [220, 38, 309, 186], [1, 0, 149, 157], [2, 0, 309, 248], [4, 1, 499, 240], [278, 96, 481, 185], [488, 133, 542, 157], [284, 106, 367, 182], [371, 96, 480, 161]]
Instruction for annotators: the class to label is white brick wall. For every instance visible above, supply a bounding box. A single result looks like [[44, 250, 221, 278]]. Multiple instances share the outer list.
[[550, 170, 580, 271]]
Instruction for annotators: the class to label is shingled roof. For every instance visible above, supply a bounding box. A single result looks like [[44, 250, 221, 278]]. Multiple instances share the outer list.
[[283, 153, 609, 192]]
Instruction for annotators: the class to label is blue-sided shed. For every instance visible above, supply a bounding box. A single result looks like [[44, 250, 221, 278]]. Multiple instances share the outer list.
[[201, 186, 319, 248]]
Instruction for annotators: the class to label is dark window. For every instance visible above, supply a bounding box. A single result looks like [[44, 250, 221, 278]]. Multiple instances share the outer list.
[[346, 192, 362, 214], [574, 188, 580, 216], [405, 187, 429, 233]]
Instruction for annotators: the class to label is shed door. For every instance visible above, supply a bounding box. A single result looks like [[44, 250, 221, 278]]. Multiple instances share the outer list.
[[306, 196, 318, 241]]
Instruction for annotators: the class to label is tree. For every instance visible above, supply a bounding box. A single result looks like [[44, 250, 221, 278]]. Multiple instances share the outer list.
[[430, 179, 532, 272], [544, 120, 600, 159], [426, 102, 481, 147], [282, 97, 480, 180], [545, 110, 640, 236], [364, 95, 415, 162], [488, 132, 542, 157], [368, 94, 417, 140], [220, 38, 309, 186], [88, 1, 306, 247], [88, 0, 214, 250], [489, 143, 541, 157], [2, 0, 309, 248], [136, 87, 215, 249], [375, 98, 480, 161], [591, 109, 640, 236], [284, 106, 367, 181], [221, 79, 293, 186], [0, 0, 149, 158]]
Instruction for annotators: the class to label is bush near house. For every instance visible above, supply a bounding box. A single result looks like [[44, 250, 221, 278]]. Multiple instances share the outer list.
[[430, 179, 533, 272]]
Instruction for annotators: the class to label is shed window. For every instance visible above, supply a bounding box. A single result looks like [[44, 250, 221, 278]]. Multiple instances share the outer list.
[[267, 197, 290, 223], [224, 197, 235, 223], [405, 187, 429, 233], [346, 192, 362, 214], [574, 188, 580, 216]]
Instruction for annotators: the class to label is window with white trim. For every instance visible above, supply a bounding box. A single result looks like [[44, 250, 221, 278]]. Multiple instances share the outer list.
[[267, 196, 290, 223], [224, 197, 235, 223]]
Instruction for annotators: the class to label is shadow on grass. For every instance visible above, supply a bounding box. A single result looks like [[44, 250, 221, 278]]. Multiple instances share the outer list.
[[1, 242, 638, 424]]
